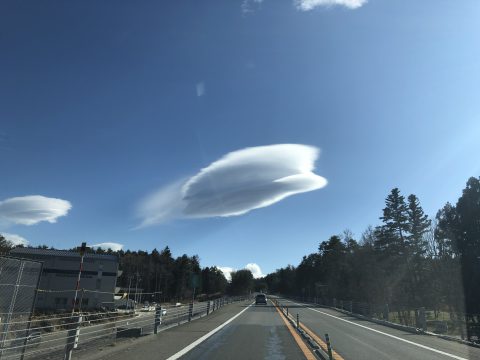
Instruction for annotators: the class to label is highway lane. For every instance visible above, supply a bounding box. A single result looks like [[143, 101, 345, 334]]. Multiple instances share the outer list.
[[89, 300, 313, 360], [279, 298, 480, 360], [176, 301, 309, 360]]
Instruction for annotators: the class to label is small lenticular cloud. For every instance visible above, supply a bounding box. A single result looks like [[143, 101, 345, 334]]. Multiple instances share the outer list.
[[295, 0, 367, 11], [217, 263, 264, 281], [90, 242, 124, 252], [137, 144, 327, 227]]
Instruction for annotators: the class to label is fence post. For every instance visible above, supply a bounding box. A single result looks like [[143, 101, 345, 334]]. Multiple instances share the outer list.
[[188, 303, 193, 322], [296, 314, 299, 329], [207, 301, 210, 315], [325, 333, 333, 360], [417, 307, 426, 331], [286, 306, 289, 317], [333, 298, 337, 308], [154, 306, 162, 334], [350, 301, 353, 313]]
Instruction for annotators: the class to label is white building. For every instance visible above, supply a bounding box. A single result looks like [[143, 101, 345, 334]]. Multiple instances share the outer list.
[[10, 247, 120, 311]]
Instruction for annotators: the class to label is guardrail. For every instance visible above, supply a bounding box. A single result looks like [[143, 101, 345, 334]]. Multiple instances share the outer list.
[[283, 295, 480, 348], [271, 298, 337, 360], [0, 296, 250, 360]]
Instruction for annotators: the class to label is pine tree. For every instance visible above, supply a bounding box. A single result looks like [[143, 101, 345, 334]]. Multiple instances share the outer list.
[[375, 188, 409, 255], [454, 177, 480, 317], [407, 194, 431, 256]]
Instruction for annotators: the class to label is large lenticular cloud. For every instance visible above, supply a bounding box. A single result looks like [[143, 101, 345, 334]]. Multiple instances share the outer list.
[[137, 144, 327, 227], [0, 195, 72, 225]]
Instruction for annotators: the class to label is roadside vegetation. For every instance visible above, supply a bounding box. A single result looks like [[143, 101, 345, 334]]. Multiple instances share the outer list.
[[264, 176, 480, 341]]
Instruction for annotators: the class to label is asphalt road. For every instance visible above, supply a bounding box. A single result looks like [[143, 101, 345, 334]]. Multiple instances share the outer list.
[[42, 297, 480, 360], [87, 300, 310, 360], [279, 298, 480, 360], [178, 302, 307, 360]]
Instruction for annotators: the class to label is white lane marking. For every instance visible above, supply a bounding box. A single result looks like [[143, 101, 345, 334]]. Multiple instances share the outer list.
[[286, 300, 467, 360], [166, 303, 253, 360]]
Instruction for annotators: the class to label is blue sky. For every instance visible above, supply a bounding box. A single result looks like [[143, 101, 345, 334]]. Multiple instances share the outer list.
[[1, 0, 479, 276]]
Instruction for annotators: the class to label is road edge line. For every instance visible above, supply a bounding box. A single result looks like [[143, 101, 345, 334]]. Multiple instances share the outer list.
[[288, 300, 468, 360], [165, 302, 253, 360]]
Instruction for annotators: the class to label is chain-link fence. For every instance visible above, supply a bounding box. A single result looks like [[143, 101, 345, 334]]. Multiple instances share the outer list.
[[0, 256, 43, 360], [0, 287, 250, 360]]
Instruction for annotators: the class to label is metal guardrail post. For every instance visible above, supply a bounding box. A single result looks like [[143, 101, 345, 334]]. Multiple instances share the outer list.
[[296, 314, 299, 329], [325, 333, 333, 360], [286, 306, 289, 317], [154, 306, 162, 334], [207, 301, 210, 315], [188, 303, 193, 322], [417, 307, 426, 331]]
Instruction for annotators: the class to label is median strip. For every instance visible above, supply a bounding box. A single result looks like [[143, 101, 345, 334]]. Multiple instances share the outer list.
[[294, 319, 344, 360], [272, 300, 317, 360]]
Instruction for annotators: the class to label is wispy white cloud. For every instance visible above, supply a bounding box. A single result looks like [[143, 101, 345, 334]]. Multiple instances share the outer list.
[[1, 233, 28, 246], [217, 263, 265, 281], [294, 0, 367, 11], [0, 195, 72, 226], [91, 242, 124, 251], [137, 144, 327, 227], [241, 0, 263, 15], [245, 263, 265, 278], [196, 82, 205, 97]]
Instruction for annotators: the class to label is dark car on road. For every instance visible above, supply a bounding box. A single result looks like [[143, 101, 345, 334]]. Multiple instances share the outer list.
[[255, 294, 267, 305], [11, 331, 42, 349]]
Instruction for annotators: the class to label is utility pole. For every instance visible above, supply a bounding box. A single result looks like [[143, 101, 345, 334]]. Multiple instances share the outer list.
[[64, 242, 88, 360], [134, 271, 140, 308], [126, 276, 132, 312], [71, 242, 88, 314]]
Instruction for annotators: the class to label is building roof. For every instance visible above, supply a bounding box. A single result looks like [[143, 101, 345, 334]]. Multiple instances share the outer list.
[[10, 247, 118, 261]]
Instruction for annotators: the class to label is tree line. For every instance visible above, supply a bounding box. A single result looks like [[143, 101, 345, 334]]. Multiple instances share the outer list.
[[265, 176, 480, 336], [1, 236, 258, 301]]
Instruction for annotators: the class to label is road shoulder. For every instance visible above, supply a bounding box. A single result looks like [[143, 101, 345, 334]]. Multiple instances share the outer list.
[[78, 301, 252, 360]]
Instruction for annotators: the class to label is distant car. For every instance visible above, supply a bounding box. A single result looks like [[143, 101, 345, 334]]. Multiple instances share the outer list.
[[11, 331, 42, 349], [255, 294, 267, 305]]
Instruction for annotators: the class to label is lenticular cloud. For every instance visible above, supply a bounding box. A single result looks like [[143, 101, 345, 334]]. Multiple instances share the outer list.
[[137, 144, 327, 227], [0, 195, 72, 225]]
